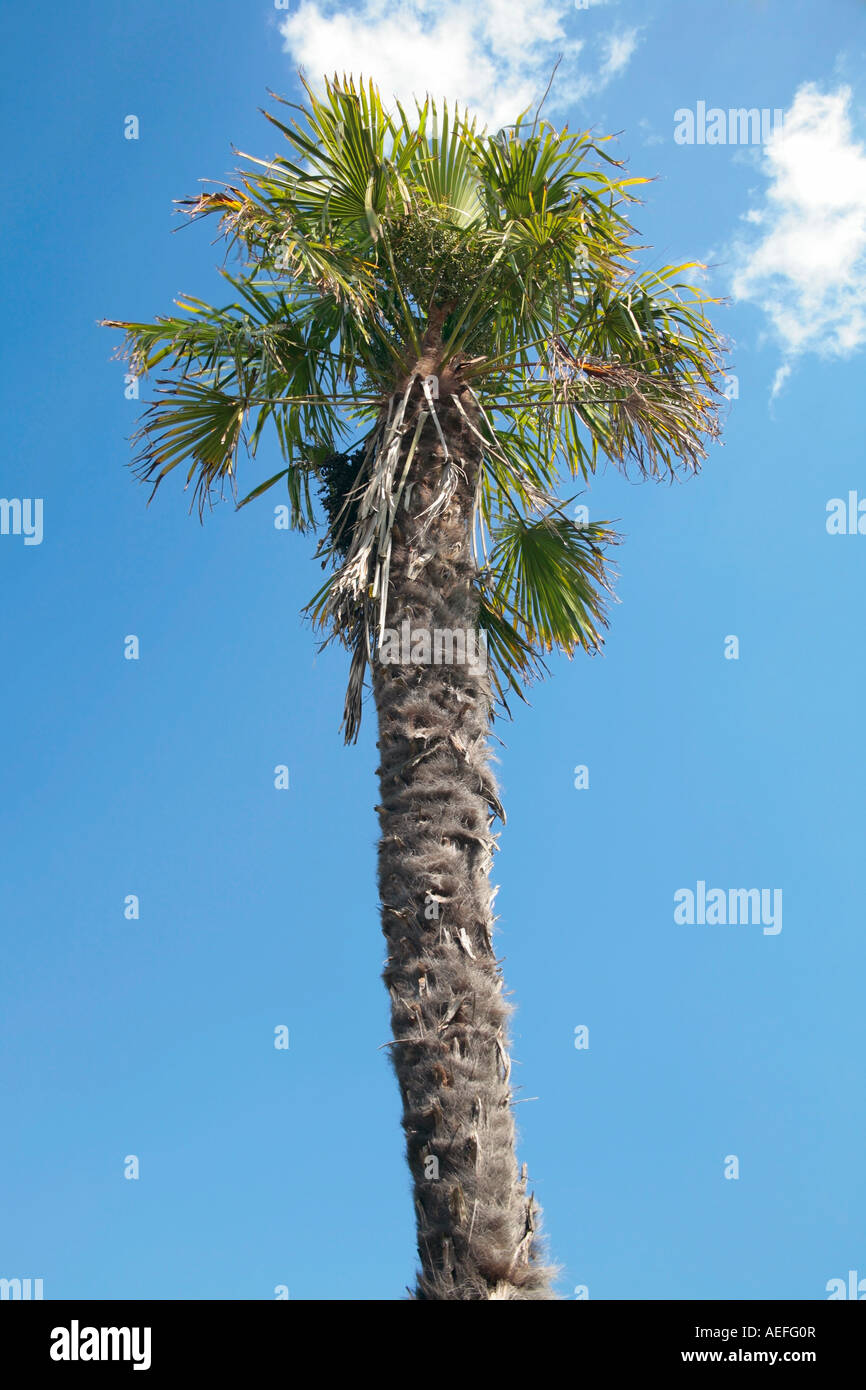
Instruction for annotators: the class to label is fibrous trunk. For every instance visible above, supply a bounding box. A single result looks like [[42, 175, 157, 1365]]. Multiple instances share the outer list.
[[372, 371, 556, 1300]]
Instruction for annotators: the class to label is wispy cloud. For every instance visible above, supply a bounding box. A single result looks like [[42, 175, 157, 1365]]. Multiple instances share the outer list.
[[278, 0, 639, 131], [730, 82, 866, 394], [599, 27, 638, 80], [566, 24, 639, 102], [770, 362, 792, 402]]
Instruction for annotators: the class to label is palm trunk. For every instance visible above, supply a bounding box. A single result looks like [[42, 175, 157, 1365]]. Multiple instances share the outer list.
[[372, 363, 556, 1300]]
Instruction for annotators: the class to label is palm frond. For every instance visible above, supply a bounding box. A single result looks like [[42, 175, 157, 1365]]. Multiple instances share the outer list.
[[104, 75, 725, 734], [487, 512, 618, 656]]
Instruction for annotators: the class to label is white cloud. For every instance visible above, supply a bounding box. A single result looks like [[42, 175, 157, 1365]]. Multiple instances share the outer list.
[[730, 83, 866, 389], [769, 362, 792, 401], [563, 24, 638, 102], [599, 27, 638, 80], [278, 0, 638, 132]]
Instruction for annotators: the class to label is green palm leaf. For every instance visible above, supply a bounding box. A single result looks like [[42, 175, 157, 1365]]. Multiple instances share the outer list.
[[104, 74, 724, 734]]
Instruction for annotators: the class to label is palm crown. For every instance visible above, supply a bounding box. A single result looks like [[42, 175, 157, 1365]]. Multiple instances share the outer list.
[[105, 75, 724, 738]]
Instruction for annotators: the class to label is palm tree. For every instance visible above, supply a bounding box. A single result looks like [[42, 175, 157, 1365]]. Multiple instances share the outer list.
[[104, 75, 723, 1300]]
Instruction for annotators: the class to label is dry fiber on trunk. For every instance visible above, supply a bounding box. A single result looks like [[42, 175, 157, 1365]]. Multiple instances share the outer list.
[[372, 373, 556, 1300]]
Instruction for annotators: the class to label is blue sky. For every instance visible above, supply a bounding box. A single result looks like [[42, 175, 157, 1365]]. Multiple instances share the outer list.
[[1, 0, 865, 1300]]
